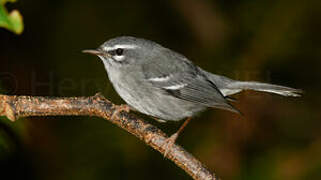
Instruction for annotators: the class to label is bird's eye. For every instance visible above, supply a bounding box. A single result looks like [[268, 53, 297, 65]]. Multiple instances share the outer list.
[[115, 48, 124, 56]]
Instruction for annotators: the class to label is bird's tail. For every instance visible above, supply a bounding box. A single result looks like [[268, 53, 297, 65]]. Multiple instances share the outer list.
[[224, 81, 303, 97], [201, 69, 302, 97]]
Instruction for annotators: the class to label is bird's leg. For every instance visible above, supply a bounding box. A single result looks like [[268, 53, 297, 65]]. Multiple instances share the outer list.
[[94, 92, 105, 99], [153, 117, 167, 123], [111, 104, 131, 119], [163, 117, 192, 157]]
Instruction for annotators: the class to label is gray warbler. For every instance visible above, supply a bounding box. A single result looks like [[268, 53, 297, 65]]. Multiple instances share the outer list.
[[83, 36, 302, 155]]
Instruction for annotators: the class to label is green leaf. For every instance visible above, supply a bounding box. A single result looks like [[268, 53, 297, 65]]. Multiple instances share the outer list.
[[0, 0, 23, 34]]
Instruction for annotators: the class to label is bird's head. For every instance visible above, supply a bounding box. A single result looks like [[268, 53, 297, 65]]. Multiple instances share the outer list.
[[83, 36, 161, 68]]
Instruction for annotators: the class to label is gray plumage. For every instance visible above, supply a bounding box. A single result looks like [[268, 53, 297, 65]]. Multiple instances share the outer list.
[[83, 36, 302, 122]]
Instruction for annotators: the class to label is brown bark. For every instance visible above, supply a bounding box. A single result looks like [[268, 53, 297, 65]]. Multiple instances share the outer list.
[[0, 94, 218, 180]]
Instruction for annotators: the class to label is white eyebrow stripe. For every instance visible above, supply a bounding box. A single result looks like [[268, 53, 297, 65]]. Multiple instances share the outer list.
[[163, 83, 187, 90], [104, 44, 139, 51], [148, 75, 171, 82]]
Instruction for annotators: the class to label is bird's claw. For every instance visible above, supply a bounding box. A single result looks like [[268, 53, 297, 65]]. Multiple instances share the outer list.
[[94, 92, 106, 100], [111, 104, 131, 119], [162, 133, 178, 157]]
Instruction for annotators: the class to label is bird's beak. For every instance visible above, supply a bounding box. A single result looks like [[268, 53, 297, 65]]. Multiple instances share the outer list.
[[82, 49, 113, 59], [82, 49, 105, 56]]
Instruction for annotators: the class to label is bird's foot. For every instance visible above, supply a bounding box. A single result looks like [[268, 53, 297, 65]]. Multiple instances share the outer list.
[[153, 117, 166, 123], [94, 92, 106, 100], [162, 133, 178, 157], [111, 104, 131, 119]]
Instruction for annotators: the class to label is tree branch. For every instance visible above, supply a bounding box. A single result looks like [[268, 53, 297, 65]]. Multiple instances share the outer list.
[[0, 94, 218, 180]]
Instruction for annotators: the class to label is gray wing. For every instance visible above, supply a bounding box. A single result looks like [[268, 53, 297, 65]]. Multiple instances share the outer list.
[[142, 48, 239, 113]]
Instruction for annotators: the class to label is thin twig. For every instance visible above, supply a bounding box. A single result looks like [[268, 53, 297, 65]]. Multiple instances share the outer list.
[[0, 94, 217, 180]]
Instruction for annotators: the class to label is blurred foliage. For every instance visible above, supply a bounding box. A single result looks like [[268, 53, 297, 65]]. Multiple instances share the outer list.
[[0, 0, 23, 34], [0, 0, 321, 180]]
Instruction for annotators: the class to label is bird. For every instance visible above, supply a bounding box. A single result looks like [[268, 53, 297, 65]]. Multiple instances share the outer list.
[[83, 36, 302, 155]]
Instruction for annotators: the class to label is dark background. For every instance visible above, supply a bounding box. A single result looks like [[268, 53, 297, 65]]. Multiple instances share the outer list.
[[1, 0, 321, 179]]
